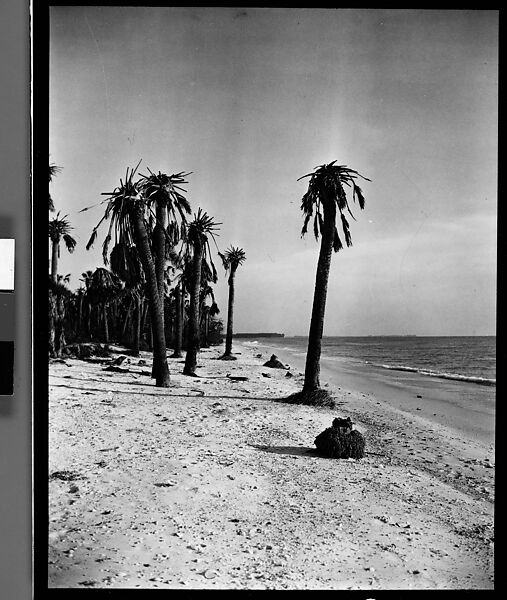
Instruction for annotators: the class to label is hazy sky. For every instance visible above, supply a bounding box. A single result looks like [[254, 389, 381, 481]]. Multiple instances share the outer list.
[[49, 7, 498, 336]]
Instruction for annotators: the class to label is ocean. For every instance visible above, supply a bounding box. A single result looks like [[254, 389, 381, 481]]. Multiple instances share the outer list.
[[251, 336, 496, 387]]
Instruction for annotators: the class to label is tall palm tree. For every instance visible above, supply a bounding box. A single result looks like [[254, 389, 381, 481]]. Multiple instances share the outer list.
[[219, 246, 246, 359], [85, 163, 171, 387], [139, 170, 191, 374], [182, 209, 220, 376], [48, 212, 77, 281], [49, 163, 61, 212], [297, 161, 369, 396]]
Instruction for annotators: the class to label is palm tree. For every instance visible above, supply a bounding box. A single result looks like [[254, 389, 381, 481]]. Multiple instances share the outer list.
[[294, 161, 369, 400], [218, 246, 246, 359], [87, 267, 122, 344], [79, 270, 94, 339], [139, 170, 191, 375], [86, 163, 171, 387], [48, 212, 77, 281], [49, 163, 61, 212], [110, 242, 145, 354], [182, 209, 220, 376]]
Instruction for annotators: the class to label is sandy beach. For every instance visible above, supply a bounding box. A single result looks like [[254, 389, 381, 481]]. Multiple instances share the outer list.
[[47, 340, 495, 590]]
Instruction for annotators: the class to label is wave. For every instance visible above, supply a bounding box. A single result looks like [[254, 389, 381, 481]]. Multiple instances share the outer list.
[[368, 362, 496, 386]]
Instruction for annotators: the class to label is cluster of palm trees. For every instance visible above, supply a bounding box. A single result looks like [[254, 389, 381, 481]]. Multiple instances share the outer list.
[[49, 158, 369, 401], [48, 161, 246, 387]]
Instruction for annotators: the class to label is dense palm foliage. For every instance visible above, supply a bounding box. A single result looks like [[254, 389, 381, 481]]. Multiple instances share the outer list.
[[219, 246, 246, 359], [48, 213, 77, 281], [182, 209, 220, 376], [298, 161, 369, 393]]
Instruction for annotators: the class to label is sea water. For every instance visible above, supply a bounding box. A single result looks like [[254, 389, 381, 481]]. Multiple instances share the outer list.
[[251, 336, 496, 387]]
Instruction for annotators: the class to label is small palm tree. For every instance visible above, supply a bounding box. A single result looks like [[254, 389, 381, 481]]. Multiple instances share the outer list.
[[182, 209, 220, 376], [49, 163, 61, 212], [86, 163, 171, 386], [218, 246, 246, 359], [87, 267, 123, 344], [291, 161, 369, 404], [110, 242, 145, 354], [48, 212, 77, 281]]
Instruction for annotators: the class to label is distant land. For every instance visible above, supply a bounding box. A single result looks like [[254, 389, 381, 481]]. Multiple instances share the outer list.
[[233, 333, 285, 338]]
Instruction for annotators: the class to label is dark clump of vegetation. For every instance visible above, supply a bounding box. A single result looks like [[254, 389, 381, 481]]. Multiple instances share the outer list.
[[314, 419, 365, 459], [263, 354, 287, 369], [284, 388, 337, 408]]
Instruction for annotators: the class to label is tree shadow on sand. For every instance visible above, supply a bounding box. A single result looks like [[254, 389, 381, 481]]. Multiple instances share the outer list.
[[51, 382, 280, 403]]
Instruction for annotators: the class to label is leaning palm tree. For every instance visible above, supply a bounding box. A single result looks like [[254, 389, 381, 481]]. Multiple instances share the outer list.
[[85, 163, 171, 387], [48, 212, 77, 281], [182, 209, 220, 376], [289, 161, 370, 405], [218, 246, 246, 360]]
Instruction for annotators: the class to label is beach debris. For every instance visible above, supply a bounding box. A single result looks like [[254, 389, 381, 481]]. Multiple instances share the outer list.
[[50, 470, 85, 481], [227, 375, 249, 381], [137, 359, 146, 365], [154, 480, 177, 487], [63, 343, 111, 359], [218, 354, 238, 361], [111, 355, 128, 365], [103, 365, 130, 373], [261, 372, 271, 378], [263, 354, 288, 369], [255, 353, 263, 358], [314, 417, 366, 459], [285, 371, 294, 378]]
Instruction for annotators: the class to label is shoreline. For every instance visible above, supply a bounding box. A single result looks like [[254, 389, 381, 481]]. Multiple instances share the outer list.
[[246, 339, 495, 447], [48, 341, 494, 589]]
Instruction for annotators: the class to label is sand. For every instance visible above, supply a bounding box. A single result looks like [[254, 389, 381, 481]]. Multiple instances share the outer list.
[[48, 341, 494, 590]]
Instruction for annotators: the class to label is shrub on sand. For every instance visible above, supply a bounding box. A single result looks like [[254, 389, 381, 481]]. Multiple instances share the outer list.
[[284, 388, 336, 408], [263, 354, 288, 369], [314, 421, 365, 459]]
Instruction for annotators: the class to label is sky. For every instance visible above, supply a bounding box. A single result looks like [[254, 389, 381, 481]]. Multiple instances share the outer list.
[[49, 7, 498, 337]]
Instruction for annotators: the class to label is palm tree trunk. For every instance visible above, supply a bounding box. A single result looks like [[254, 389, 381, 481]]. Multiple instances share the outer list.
[[224, 268, 237, 356], [132, 209, 170, 387], [49, 290, 56, 357], [183, 242, 203, 375], [103, 303, 109, 343], [121, 297, 133, 341], [303, 199, 336, 392], [86, 302, 92, 340], [171, 283, 183, 358], [50, 239, 59, 281], [152, 203, 167, 376], [77, 295, 83, 340], [133, 294, 141, 356]]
